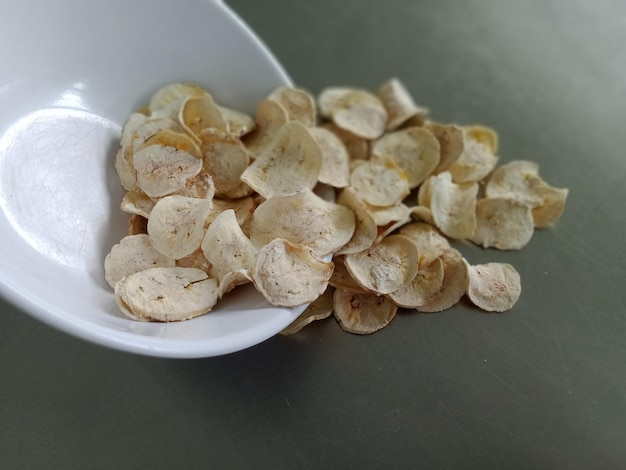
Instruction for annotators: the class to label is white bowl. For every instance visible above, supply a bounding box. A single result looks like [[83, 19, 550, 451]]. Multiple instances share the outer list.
[[0, 0, 302, 358]]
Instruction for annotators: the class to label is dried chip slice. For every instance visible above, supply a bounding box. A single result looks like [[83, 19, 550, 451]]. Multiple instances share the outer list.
[[148, 83, 207, 114], [387, 256, 445, 308], [417, 248, 468, 313], [331, 90, 388, 140], [174, 170, 216, 200], [366, 202, 411, 230], [147, 195, 213, 259], [344, 234, 419, 295], [399, 222, 451, 268], [530, 184, 569, 228], [240, 121, 323, 198], [268, 86, 316, 127], [378, 78, 428, 131], [465, 262, 521, 312], [310, 127, 350, 188], [423, 122, 465, 173], [350, 159, 410, 207], [104, 234, 175, 288], [218, 106, 256, 137], [128, 214, 148, 235], [447, 126, 498, 183], [322, 122, 370, 161], [371, 127, 440, 188], [318, 87, 353, 119], [121, 190, 155, 218], [179, 94, 229, 140], [206, 197, 256, 234], [333, 288, 397, 335], [199, 129, 252, 198], [249, 189, 356, 257], [115, 267, 219, 322], [329, 256, 363, 293], [115, 147, 138, 191], [279, 286, 335, 335], [335, 187, 377, 255], [201, 209, 257, 291], [252, 239, 333, 307], [470, 197, 534, 250], [429, 171, 478, 239], [243, 99, 289, 159], [409, 205, 434, 225]]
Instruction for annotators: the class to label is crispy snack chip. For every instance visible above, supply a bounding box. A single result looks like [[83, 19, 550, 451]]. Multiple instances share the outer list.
[[148, 83, 207, 115], [335, 188, 377, 255], [465, 262, 521, 312], [350, 160, 410, 207], [244, 98, 289, 159], [310, 127, 351, 188], [423, 122, 465, 173], [333, 288, 397, 334], [279, 286, 335, 335], [471, 197, 534, 250], [428, 172, 478, 239], [387, 256, 444, 309], [268, 86, 316, 127], [179, 94, 229, 139], [447, 126, 498, 183], [330, 90, 388, 139], [378, 78, 428, 131], [417, 248, 468, 313]]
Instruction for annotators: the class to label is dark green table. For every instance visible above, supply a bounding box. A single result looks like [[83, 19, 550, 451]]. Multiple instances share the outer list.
[[2, 1, 625, 468]]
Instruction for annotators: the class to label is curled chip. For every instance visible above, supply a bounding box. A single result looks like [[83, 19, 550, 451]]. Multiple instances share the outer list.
[[115, 267, 219, 322], [387, 256, 444, 308], [350, 160, 410, 207], [241, 121, 323, 198], [243, 99, 289, 159], [310, 127, 350, 188], [399, 222, 451, 268], [409, 205, 434, 225], [369, 203, 412, 243], [344, 234, 419, 295], [447, 126, 498, 183], [485, 160, 568, 227], [465, 262, 521, 312], [336, 187, 377, 255], [104, 234, 175, 288], [218, 106, 256, 138], [280, 286, 335, 336], [268, 86, 316, 127], [471, 197, 534, 250], [329, 256, 364, 293], [417, 248, 468, 313], [428, 171, 478, 240], [322, 122, 370, 161], [249, 190, 356, 257], [330, 89, 388, 139], [423, 122, 465, 173], [318, 87, 353, 118], [147, 195, 213, 260], [148, 83, 207, 115], [179, 94, 229, 141], [333, 288, 397, 335], [378, 77, 428, 131], [201, 209, 257, 294], [121, 190, 155, 219], [371, 127, 440, 188], [199, 129, 252, 199], [252, 238, 333, 308]]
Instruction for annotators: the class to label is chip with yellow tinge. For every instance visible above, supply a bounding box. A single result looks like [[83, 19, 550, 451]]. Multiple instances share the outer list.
[[333, 288, 397, 335]]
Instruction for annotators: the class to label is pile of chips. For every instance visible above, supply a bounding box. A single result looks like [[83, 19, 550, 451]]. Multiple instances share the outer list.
[[104, 79, 568, 334]]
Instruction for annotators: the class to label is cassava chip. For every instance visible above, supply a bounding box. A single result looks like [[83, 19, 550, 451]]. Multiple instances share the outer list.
[[465, 262, 521, 312], [240, 121, 323, 198], [371, 127, 440, 188], [387, 256, 445, 308], [417, 248, 468, 313], [175, 170, 216, 200], [344, 234, 419, 295], [249, 189, 356, 257], [331, 89, 388, 139], [335, 187, 377, 255], [399, 222, 451, 268], [310, 127, 350, 188], [279, 286, 335, 335], [252, 239, 333, 307], [423, 122, 465, 173], [147, 195, 213, 259], [428, 171, 478, 239], [329, 256, 364, 293], [104, 234, 175, 288], [268, 86, 316, 127], [471, 197, 534, 250], [179, 94, 229, 139], [148, 83, 207, 114], [378, 78, 428, 131], [218, 106, 256, 137], [318, 87, 353, 118], [447, 126, 498, 183], [115, 267, 218, 322], [333, 288, 397, 335], [121, 190, 155, 218], [206, 197, 256, 234], [350, 160, 410, 207], [243, 99, 289, 159]]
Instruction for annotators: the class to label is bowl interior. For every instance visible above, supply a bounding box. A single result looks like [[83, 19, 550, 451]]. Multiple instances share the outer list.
[[0, 0, 299, 357]]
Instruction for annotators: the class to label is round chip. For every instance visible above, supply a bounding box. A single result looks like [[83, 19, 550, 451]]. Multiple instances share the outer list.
[[249, 189, 356, 257], [423, 122, 465, 173], [387, 256, 445, 308], [318, 87, 353, 119], [218, 105, 256, 137], [465, 262, 521, 312], [268, 86, 316, 127], [377, 78, 428, 131], [446, 126, 498, 183], [429, 171, 478, 240], [243, 99, 289, 159], [329, 256, 364, 293], [371, 127, 440, 188], [240, 121, 323, 198], [310, 127, 350, 188], [530, 185, 569, 228], [115, 267, 219, 322], [201, 209, 257, 289], [148, 83, 207, 114], [252, 239, 334, 308], [120, 190, 155, 218], [322, 122, 370, 161], [333, 288, 397, 335], [147, 195, 213, 259], [179, 94, 229, 140], [104, 234, 176, 288], [335, 187, 377, 255], [279, 286, 335, 336], [350, 160, 410, 207], [417, 248, 468, 313], [399, 222, 451, 268], [470, 197, 534, 250], [331, 90, 388, 140], [344, 234, 419, 295]]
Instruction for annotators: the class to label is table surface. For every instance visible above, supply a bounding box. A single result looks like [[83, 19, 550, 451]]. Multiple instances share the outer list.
[[2, 0, 626, 468]]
